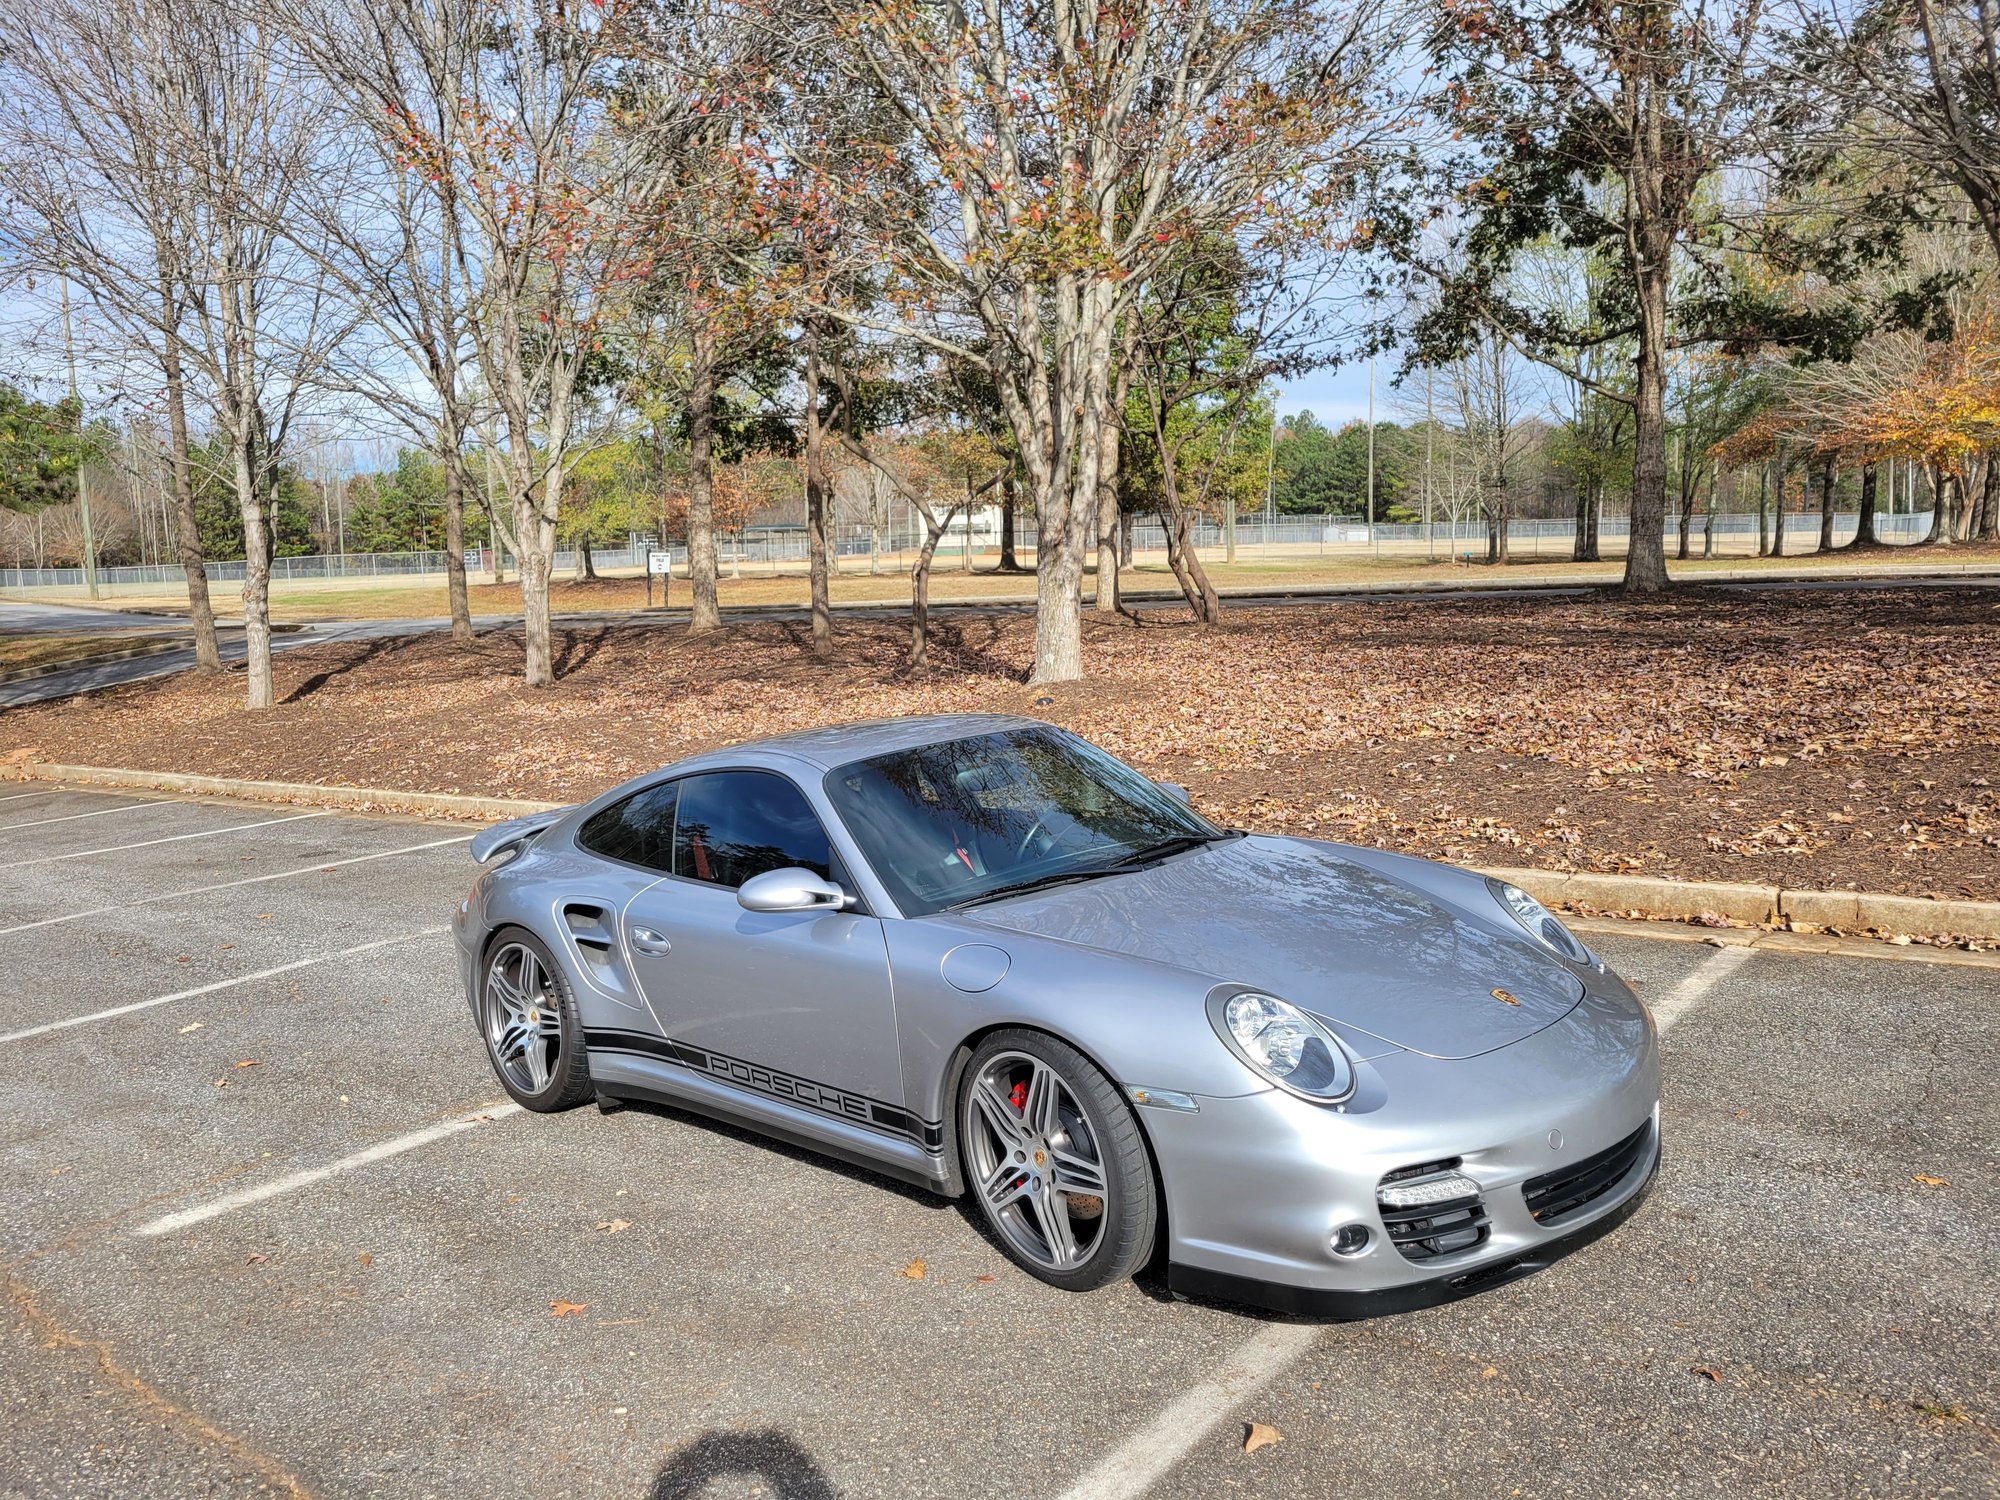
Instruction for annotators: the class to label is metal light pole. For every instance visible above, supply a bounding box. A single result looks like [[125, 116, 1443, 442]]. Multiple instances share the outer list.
[[1366, 345, 1377, 554], [1424, 367, 1435, 560], [59, 273, 101, 599]]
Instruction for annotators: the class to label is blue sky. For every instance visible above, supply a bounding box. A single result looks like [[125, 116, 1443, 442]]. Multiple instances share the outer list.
[[1273, 361, 1383, 429]]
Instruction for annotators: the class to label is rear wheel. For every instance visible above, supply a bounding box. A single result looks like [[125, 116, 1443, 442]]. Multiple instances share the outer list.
[[480, 928, 592, 1111], [959, 1030, 1156, 1292]]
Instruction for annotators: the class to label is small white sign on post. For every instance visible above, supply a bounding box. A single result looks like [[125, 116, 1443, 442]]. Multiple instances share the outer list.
[[647, 549, 673, 576]]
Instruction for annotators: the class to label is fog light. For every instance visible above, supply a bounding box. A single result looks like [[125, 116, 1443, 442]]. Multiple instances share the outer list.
[[1331, 1224, 1370, 1256], [1376, 1171, 1479, 1209]]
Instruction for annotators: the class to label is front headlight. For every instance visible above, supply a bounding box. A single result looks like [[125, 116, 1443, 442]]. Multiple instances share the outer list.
[[1208, 991, 1356, 1103], [1487, 878, 1595, 965]]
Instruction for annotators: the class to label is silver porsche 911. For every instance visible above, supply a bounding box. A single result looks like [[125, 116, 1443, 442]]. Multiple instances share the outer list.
[[454, 714, 1660, 1317]]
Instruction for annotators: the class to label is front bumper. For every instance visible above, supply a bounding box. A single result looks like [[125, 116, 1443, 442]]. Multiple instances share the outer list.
[[1168, 1134, 1660, 1318], [1144, 986, 1661, 1319]]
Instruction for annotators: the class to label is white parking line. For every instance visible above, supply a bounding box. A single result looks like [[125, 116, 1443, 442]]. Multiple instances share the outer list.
[[1649, 944, 1754, 1034], [136, 1103, 523, 1238], [0, 798, 187, 832], [0, 927, 446, 1044], [1058, 944, 1756, 1500], [1055, 1323, 1320, 1500], [0, 833, 473, 937], [0, 810, 330, 870], [0, 788, 58, 805]]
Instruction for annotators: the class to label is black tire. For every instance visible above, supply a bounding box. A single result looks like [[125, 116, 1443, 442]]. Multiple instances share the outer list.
[[478, 926, 593, 1112], [958, 1028, 1157, 1292]]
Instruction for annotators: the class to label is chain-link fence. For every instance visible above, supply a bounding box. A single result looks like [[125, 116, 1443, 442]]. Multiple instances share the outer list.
[[0, 510, 1944, 598]]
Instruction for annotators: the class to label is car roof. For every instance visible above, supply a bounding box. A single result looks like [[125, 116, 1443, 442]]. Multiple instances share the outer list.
[[701, 713, 1050, 773]]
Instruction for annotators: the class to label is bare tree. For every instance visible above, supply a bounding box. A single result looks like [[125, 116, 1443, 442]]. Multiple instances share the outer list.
[[0, 0, 227, 671], [768, 0, 1391, 681], [272, 0, 492, 646]]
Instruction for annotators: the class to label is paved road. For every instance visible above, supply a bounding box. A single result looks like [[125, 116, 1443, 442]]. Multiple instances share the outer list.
[[0, 788, 1991, 1497], [0, 609, 456, 709]]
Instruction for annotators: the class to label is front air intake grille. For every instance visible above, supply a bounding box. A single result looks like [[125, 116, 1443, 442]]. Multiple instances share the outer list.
[[1378, 1159, 1491, 1262], [1523, 1121, 1653, 1224]]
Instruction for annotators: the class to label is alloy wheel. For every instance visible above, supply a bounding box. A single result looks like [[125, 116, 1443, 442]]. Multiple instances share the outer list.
[[485, 942, 565, 1095], [962, 1050, 1111, 1272]]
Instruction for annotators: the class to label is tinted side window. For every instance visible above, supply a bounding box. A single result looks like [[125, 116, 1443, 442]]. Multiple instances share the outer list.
[[575, 782, 679, 872], [673, 772, 831, 888]]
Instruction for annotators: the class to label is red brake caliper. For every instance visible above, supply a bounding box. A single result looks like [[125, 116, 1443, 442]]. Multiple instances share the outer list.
[[1003, 1079, 1033, 1196]]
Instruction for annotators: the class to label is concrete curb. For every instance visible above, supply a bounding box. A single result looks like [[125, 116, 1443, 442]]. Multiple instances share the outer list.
[[0, 763, 560, 822], [0, 761, 1993, 943], [1483, 864, 2000, 943]]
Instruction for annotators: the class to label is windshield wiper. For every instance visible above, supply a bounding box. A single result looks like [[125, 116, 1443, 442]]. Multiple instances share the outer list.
[[948, 864, 1131, 910], [1111, 832, 1224, 868]]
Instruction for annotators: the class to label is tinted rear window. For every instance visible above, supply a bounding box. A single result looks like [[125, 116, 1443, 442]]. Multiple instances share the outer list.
[[575, 782, 679, 872]]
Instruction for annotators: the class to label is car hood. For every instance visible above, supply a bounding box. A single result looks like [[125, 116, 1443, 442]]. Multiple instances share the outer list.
[[959, 834, 1583, 1059]]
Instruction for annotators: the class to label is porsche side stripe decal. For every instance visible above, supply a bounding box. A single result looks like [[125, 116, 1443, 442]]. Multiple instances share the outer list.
[[584, 1027, 946, 1153]]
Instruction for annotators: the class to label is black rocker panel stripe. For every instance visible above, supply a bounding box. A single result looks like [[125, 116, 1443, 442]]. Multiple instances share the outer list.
[[585, 1027, 945, 1153]]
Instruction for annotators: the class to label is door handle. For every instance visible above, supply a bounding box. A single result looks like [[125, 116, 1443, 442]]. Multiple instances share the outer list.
[[629, 926, 672, 957]]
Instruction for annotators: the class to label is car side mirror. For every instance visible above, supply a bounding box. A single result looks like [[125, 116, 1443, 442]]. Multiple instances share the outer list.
[[737, 867, 848, 913], [1155, 781, 1192, 807]]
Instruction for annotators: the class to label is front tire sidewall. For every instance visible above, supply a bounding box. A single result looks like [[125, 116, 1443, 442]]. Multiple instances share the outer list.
[[959, 1030, 1157, 1293], [479, 927, 592, 1112]]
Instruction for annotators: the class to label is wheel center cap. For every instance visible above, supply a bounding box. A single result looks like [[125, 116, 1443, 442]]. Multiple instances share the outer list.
[[528, 1009, 539, 1024], [1033, 1148, 1046, 1167]]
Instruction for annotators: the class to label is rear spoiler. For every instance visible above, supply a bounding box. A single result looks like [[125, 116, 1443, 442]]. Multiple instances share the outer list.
[[470, 808, 569, 864]]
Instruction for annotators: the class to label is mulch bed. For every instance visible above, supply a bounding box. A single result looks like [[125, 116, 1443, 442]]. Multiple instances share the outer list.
[[9, 587, 1996, 901]]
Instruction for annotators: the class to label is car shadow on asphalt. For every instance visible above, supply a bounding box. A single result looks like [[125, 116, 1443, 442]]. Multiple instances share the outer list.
[[604, 1095, 1283, 1321], [646, 1428, 834, 1500]]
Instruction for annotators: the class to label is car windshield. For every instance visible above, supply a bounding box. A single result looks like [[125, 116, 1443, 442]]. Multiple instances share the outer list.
[[823, 726, 1223, 916]]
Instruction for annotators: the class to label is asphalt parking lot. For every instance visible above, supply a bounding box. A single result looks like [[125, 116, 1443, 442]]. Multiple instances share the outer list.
[[0, 787, 1993, 1499]]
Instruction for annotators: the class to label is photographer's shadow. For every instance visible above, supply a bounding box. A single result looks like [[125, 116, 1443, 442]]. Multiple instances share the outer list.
[[646, 1428, 836, 1500]]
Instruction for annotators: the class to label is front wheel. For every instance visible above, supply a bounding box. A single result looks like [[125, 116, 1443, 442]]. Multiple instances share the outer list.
[[480, 928, 593, 1111], [959, 1030, 1157, 1292]]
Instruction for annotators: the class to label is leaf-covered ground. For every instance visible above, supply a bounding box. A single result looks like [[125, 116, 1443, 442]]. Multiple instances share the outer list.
[[8, 587, 1996, 901]]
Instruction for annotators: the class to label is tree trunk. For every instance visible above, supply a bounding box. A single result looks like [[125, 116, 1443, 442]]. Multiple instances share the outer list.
[[1922, 466, 1948, 544], [1771, 464, 1788, 557], [1978, 454, 1999, 540], [1623, 250, 1671, 592], [804, 330, 832, 659], [157, 317, 220, 672], [1817, 455, 1838, 551], [1755, 465, 1767, 556], [909, 512, 950, 669], [1572, 478, 1599, 562], [1853, 465, 1879, 547], [232, 430, 274, 710], [441, 449, 474, 644], [1702, 464, 1716, 559], [1030, 468, 1087, 682], [578, 531, 597, 581], [1676, 458, 1693, 560], [998, 472, 1019, 571], [686, 325, 721, 634], [1094, 416, 1121, 614]]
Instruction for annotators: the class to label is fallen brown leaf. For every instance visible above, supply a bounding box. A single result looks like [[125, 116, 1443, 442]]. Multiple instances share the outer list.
[[550, 1300, 588, 1318], [234, 1059, 260, 1069], [594, 1218, 631, 1235], [357, 1252, 373, 1267], [178, 1021, 203, 1034], [1690, 1366, 1724, 1383], [1243, 1422, 1282, 1454], [244, 1252, 267, 1264], [1912, 1173, 1950, 1188], [900, 1259, 926, 1280]]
